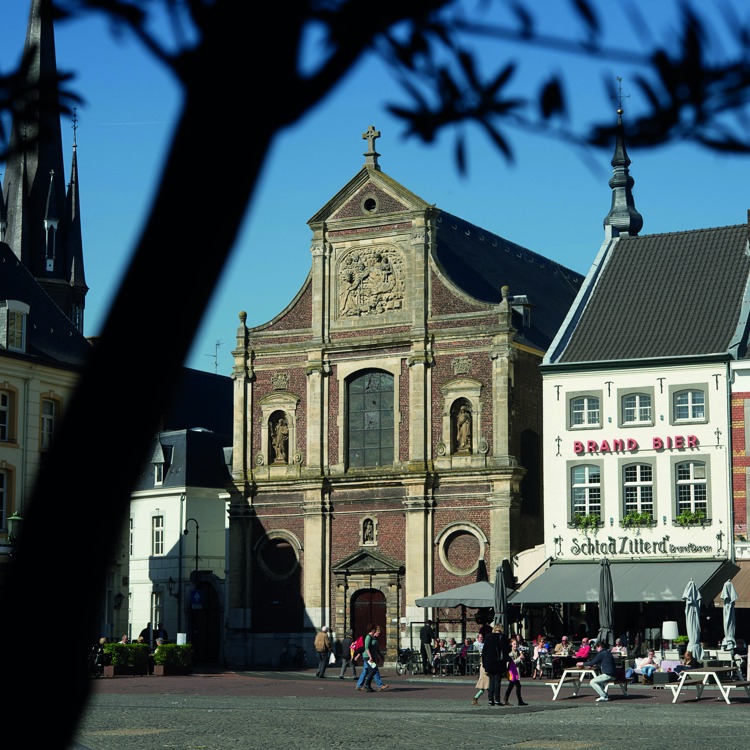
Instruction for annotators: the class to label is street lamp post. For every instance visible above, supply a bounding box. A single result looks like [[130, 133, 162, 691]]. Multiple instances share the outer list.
[[184, 518, 199, 573]]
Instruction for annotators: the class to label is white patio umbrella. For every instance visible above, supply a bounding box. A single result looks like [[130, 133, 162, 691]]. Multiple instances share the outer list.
[[682, 579, 703, 662], [720, 580, 738, 655]]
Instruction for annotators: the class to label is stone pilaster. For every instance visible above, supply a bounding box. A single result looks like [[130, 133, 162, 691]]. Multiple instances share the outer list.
[[303, 491, 332, 628], [407, 349, 433, 465], [230, 311, 253, 489], [403, 487, 433, 618]]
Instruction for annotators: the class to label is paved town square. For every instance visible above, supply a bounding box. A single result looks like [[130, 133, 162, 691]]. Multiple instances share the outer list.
[[71, 669, 750, 750]]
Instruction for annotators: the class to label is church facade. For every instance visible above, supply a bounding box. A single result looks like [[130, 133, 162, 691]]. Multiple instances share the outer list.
[[224, 128, 582, 667]]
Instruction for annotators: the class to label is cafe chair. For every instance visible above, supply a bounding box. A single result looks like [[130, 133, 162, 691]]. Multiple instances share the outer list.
[[539, 653, 555, 680]]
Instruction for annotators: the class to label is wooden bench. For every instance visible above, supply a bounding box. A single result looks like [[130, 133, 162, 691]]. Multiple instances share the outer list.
[[605, 678, 630, 697], [724, 680, 750, 702], [547, 676, 584, 700]]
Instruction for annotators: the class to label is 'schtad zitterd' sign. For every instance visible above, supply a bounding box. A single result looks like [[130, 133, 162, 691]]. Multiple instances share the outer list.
[[570, 535, 714, 556], [573, 435, 699, 454]]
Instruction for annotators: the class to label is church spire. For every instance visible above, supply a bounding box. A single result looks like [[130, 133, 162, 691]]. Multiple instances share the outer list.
[[2, 0, 87, 331], [603, 80, 643, 238]]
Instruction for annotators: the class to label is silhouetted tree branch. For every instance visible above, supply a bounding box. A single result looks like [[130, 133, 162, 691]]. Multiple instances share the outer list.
[[2, 1, 750, 747]]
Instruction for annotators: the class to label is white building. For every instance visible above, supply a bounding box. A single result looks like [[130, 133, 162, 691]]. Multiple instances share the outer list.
[[510, 110, 744, 645]]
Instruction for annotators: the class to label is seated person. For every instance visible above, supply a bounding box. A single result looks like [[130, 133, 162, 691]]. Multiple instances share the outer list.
[[610, 638, 627, 655], [673, 650, 696, 675], [432, 639, 447, 672], [554, 635, 573, 656], [635, 649, 660, 682], [457, 638, 473, 674], [552, 635, 574, 675], [573, 637, 591, 660]]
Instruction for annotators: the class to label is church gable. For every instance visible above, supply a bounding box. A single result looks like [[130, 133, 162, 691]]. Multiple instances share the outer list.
[[331, 182, 409, 220]]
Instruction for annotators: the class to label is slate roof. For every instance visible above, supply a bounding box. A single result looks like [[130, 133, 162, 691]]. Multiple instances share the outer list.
[[162, 368, 233, 435], [554, 224, 750, 364], [132, 428, 232, 492], [0, 241, 91, 367], [433, 211, 584, 350]]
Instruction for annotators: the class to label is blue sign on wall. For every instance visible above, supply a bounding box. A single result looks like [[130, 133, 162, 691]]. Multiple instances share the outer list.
[[190, 588, 204, 609]]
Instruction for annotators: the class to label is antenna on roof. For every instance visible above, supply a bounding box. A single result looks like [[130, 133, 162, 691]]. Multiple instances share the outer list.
[[205, 340, 223, 373]]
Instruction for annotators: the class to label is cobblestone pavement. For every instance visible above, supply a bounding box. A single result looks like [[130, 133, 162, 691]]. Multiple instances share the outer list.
[[70, 668, 750, 750]]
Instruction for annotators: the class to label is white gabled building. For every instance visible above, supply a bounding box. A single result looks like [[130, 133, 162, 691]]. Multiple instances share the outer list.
[[510, 108, 745, 646]]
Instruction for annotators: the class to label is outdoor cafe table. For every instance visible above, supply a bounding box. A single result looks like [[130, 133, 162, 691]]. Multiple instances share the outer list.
[[547, 668, 598, 700], [669, 664, 750, 704]]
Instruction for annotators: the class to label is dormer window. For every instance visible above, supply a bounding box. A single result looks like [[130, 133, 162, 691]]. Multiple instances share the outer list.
[[1, 300, 29, 353]]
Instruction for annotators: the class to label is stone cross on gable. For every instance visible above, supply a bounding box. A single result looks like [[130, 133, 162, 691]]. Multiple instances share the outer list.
[[362, 125, 381, 170]]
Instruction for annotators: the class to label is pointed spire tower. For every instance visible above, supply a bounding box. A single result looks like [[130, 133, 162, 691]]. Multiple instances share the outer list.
[[2, 0, 87, 332], [603, 86, 643, 238]]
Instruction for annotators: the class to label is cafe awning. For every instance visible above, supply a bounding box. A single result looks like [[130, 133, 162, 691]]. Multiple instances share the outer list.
[[509, 559, 738, 604], [714, 560, 750, 608]]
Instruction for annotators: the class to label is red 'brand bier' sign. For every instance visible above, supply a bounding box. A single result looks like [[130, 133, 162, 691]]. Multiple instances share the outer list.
[[573, 435, 699, 454]]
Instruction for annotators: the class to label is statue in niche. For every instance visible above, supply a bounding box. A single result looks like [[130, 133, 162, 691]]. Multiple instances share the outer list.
[[456, 404, 472, 453], [271, 415, 289, 463], [363, 519, 374, 543]]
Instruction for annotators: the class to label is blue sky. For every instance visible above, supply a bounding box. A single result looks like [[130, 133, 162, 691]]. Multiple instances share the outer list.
[[2, 1, 750, 376]]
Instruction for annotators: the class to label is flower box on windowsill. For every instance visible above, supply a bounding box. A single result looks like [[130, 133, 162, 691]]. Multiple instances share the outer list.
[[568, 514, 603, 531], [672, 512, 711, 528], [620, 513, 657, 529]]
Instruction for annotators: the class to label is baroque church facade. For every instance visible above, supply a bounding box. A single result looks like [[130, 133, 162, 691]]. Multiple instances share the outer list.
[[224, 128, 583, 667]]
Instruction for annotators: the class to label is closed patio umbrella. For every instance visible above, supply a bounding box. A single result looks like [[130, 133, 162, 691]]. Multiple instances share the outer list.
[[493, 562, 508, 632], [596, 557, 615, 646], [682, 579, 703, 662], [720, 580, 738, 656]]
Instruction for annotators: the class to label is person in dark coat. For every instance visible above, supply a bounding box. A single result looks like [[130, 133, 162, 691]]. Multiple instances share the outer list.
[[481, 624, 509, 706], [578, 640, 617, 702]]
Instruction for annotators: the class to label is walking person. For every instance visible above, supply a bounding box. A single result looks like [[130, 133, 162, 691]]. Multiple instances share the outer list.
[[577, 640, 617, 702], [503, 638, 528, 706], [482, 623, 509, 706], [361, 624, 390, 693], [338, 629, 357, 679], [471, 654, 490, 705], [314, 625, 332, 678], [419, 619, 436, 675]]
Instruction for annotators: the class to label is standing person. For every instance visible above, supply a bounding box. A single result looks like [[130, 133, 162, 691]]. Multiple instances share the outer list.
[[419, 619, 436, 675], [314, 625, 332, 678], [481, 624, 508, 706], [338, 629, 357, 679], [577, 640, 617, 702], [471, 648, 490, 705], [139, 622, 152, 645], [361, 624, 389, 693], [503, 638, 529, 706]]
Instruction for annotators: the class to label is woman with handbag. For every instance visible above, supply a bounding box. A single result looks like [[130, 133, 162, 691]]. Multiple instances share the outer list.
[[503, 638, 529, 706]]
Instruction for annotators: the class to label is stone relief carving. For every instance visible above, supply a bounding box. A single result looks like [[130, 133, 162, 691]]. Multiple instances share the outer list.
[[271, 372, 290, 390], [452, 357, 471, 375], [338, 247, 404, 317]]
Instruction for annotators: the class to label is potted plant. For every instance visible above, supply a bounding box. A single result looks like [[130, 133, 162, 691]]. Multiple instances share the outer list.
[[674, 635, 690, 657], [153, 643, 194, 676], [102, 643, 151, 676]]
